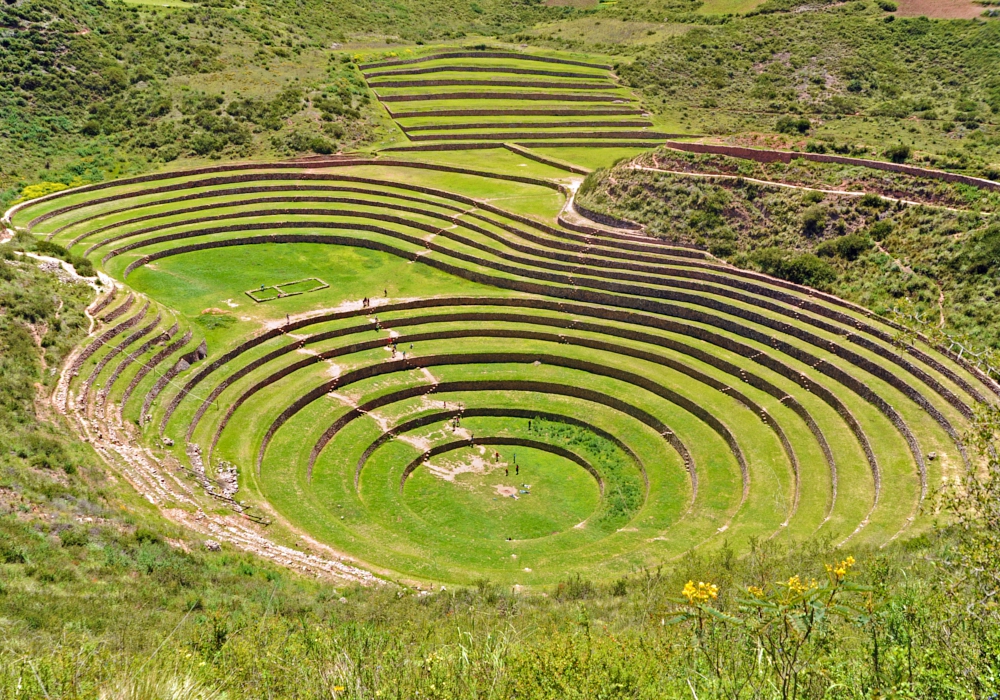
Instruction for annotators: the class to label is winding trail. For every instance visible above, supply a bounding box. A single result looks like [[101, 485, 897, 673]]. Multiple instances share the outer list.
[[48, 292, 383, 585]]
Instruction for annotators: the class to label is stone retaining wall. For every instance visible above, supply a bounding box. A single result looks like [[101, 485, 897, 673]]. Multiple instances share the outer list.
[[141, 340, 207, 424], [122, 331, 191, 411], [409, 131, 671, 142], [130, 235, 924, 492], [257, 351, 751, 496], [502, 144, 590, 175], [403, 120, 653, 132], [168, 288, 858, 494], [118, 224, 958, 443], [100, 323, 178, 403], [571, 199, 642, 230], [27, 159, 560, 230], [71, 301, 148, 375], [69, 187, 467, 247], [346, 407, 643, 489], [390, 107, 642, 118], [370, 79, 612, 90], [100, 292, 134, 323], [663, 141, 1000, 193], [366, 65, 603, 79], [377, 92, 618, 103], [81, 311, 159, 399], [87, 286, 117, 316], [360, 51, 611, 71]]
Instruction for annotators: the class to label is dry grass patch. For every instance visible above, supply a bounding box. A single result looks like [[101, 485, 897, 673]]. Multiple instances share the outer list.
[[528, 18, 695, 45], [894, 0, 984, 18]]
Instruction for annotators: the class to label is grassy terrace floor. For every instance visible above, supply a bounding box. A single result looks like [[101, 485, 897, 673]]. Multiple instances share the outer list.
[[358, 48, 691, 151], [8, 46, 997, 587]]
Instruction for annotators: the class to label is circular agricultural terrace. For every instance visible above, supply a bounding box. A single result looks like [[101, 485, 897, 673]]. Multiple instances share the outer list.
[[9, 54, 997, 585]]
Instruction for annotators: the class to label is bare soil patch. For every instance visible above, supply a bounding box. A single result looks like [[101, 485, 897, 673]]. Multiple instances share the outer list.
[[894, 0, 983, 18]]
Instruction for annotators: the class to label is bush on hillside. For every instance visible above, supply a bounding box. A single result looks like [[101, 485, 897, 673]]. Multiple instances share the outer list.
[[817, 232, 872, 261], [776, 116, 811, 135], [955, 224, 1000, 274], [749, 247, 837, 287], [802, 204, 827, 235], [885, 143, 912, 164]]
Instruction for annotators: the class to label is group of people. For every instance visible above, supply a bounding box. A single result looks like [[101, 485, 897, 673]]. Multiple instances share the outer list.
[[361, 290, 388, 309], [496, 450, 520, 477]]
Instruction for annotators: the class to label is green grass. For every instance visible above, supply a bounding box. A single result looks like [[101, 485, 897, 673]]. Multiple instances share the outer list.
[[404, 444, 602, 541]]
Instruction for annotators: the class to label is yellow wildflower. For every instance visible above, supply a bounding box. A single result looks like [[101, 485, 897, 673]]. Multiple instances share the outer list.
[[682, 580, 719, 604], [783, 576, 818, 595], [747, 585, 765, 598], [825, 555, 856, 582]]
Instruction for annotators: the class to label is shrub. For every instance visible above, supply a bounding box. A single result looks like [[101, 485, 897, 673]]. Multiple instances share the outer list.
[[555, 574, 595, 600], [776, 116, 811, 135], [876, 0, 897, 10], [859, 193, 888, 209], [817, 233, 872, 261], [72, 257, 96, 278], [134, 528, 163, 545], [957, 224, 1000, 274], [868, 220, 893, 241], [750, 247, 837, 287], [801, 205, 827, 235], [34, 240, 70, 259], [14, 182, 69, 204], [59, 528, 89, 548], [285, 132, 335, 154], [0, 541, 28, 564], [884, 143, 911, 164]]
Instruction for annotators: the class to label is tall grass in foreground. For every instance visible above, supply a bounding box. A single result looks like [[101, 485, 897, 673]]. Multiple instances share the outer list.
[[2, 521, 999, 699]]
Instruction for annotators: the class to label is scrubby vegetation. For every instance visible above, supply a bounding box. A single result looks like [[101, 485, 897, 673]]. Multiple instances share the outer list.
[[577, 148, 1000, 347], [609, 3, 1000, 174], [0, 0, 568, 206]]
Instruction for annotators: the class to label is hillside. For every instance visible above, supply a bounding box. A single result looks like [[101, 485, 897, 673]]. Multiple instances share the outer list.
[[2, 0, 1000, 697]]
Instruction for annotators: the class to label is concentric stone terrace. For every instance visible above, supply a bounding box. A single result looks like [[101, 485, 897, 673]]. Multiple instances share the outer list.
[[362, 50, 675, 150], [12, 151, 996, 585]]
